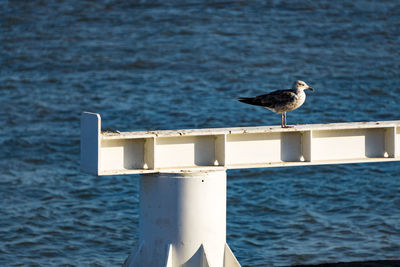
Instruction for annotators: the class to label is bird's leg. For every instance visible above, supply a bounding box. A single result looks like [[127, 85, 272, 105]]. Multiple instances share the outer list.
[[283, 112, 293, 128], [284, 112, 286, 127], [281, 113, 284, 128]]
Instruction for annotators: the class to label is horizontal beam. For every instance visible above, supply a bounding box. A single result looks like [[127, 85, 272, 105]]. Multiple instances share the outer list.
[[81, 112, 400, 175]]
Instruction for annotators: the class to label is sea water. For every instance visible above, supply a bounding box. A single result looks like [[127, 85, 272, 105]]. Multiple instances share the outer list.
[[1, 1, 400, 266]]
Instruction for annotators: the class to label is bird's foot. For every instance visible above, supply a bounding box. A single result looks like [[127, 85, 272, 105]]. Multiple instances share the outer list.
[[281, 125, 294, 128]]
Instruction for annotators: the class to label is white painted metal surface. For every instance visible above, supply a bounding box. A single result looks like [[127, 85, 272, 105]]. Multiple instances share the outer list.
[[123, 171, 240, 267], [81, 112, 400, 175], [80, 112, 101, 174], [80, 112, 400, 267]]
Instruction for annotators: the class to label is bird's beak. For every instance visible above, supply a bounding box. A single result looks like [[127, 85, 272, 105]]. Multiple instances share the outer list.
[[307, 86, 314, 91]]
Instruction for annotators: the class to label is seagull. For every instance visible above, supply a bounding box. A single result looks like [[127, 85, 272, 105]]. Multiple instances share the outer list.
[[238, 80, 314, 128]]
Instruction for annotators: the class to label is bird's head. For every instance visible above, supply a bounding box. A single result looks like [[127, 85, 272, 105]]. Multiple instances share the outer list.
[[293, 80, 313, 91]]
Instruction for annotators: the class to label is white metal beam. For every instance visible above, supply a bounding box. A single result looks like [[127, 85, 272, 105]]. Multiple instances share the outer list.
[[81, 112, 400, 175]]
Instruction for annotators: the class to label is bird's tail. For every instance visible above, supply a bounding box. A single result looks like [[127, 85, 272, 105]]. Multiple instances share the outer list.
[[238, 97, 257, 105]]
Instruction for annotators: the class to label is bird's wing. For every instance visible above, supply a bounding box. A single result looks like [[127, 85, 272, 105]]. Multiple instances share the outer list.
[[254, 89, 297, 108]]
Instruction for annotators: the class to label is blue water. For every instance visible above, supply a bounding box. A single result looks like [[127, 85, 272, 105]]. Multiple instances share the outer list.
[[1, 1, 400, 266]]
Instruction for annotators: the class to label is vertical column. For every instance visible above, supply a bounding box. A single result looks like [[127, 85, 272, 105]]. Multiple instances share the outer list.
[[144, 137, 156, 170], [80, 112, 101, 174], [384, 127, 396, 158], [215, 134, 226, 166], [396, 127, 400, 157], [302, 130, 312, 162], [124, 170, 240, 267]]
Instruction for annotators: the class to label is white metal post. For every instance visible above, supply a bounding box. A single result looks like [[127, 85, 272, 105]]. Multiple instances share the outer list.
[[123, 170, 240, 267], [80, 113, 400, 267]]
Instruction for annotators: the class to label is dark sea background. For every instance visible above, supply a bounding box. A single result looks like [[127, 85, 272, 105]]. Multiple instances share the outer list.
[[2, 1, 400, 266]]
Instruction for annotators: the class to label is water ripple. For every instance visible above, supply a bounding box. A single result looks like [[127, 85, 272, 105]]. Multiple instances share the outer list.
[[2, 0, 400, 266]]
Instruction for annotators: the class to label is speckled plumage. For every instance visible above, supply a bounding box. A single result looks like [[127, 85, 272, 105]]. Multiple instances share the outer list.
[[238, 80, 313, 128]]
